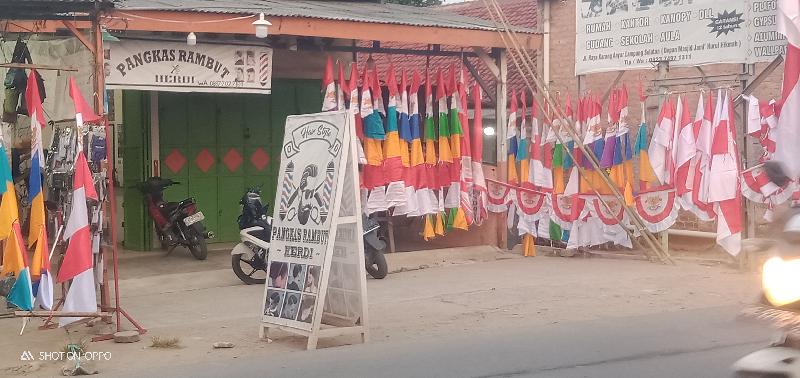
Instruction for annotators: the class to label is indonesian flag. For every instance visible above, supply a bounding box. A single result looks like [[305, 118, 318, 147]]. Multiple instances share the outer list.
[[26, 70, 52, 310], [58, 152, 99, 326], [506, 90, 519, 185], [674, 95, 696, 200], [336, 60, 347, 112], [68, 78, 101, 128], [321, 56, 336, 111], [471, 83, 488, 225], [745, 96, 778, 162], [709, 92, 742, 256], [690, 92, 717, 220], [648, 98, 676, 186], [0, 142, 33, 311], [347, 63, 367, 165], [773, 0, 800, 179], [383, 63, 406, 208]]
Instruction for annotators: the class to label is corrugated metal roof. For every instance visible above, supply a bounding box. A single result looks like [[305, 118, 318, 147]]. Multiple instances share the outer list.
[[116, 0, 536, 33]]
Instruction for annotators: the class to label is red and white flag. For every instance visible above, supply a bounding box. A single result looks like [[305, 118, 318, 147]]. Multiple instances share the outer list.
[[648, 98, 675, 185], [68, 77, 101, 127], [774, 0, 800, 179], [57, 153, 99, 326], [684, 94, 715, 220], [709, 92, 742, 256], [674, 96, 695, 199], [321, 56, 336, 111]]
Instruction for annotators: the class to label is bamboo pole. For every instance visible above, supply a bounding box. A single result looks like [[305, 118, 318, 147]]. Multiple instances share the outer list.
[[480, 0, 673, 264]]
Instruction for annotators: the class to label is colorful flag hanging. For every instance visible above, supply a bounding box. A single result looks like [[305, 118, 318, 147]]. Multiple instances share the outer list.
[[361, 67, 388, 215], [471, 83, 489, 225], [0, 141, 32, 311], [506, 90, 519, 185], [321, 56, 336, 111], [422, 71, 440, 239], [517, 91, 530, 187], [26, 70, 52, 310], [383, 63, 406, 208], [347, 63, 367, 165]]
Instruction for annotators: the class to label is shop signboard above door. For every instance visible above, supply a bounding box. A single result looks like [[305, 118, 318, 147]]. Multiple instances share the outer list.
[[105, 39, 272, 94], [575, 0, 785, 75]]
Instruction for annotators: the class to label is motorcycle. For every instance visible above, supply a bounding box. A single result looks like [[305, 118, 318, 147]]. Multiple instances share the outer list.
[[230, 186, 389, 284], [231, 186, 273, 285], [141, 177, 212, 260], [733, 161, 800, 378]]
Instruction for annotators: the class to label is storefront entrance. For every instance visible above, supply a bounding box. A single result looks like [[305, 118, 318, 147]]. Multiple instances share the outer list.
[[122, 79, 322, 250]]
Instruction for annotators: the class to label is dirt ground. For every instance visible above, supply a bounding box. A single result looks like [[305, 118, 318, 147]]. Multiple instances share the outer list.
[[0, 245, 759, 377]]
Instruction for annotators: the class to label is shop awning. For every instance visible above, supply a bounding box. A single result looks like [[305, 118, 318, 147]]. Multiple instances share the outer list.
[[108, 0, 540, 49]]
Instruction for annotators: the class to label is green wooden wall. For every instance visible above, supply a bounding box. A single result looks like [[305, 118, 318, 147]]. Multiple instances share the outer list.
[[122, 79, 322, 250]]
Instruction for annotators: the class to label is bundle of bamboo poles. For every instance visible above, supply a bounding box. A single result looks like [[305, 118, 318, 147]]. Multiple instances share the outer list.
[[480, 0, 673, 264]]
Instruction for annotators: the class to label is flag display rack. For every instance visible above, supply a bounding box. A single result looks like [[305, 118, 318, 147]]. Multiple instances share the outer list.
[[12, 116, 146, 341]]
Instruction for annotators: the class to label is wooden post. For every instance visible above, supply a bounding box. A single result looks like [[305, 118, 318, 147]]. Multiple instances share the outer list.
[[741, 63, 757, 240], [495, 49, 509, 250]]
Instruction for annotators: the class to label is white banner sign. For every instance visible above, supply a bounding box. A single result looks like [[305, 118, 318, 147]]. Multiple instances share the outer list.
[[263, 111, 348, 331], [105, 39, 272, 93], [575, 0, 786, 75]]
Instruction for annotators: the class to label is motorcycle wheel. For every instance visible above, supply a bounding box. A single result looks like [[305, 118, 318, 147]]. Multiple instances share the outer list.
[[365, 246, 388, 279], [231, 254, 267, 285], [187, 223, 208, 260]]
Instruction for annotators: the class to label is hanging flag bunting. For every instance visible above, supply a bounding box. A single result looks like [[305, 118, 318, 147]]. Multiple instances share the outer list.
[[506, 90, 519, 185], [452, 68, 473, 230], [383, 63, 406, 209], [634, 188, 679, 233], [535, 100, 554, 190], [361, 67, 388, 215], [394, 70, 419, 217], [744, 95, 778, 162], [347, 63, 367, 165], [58, 152, 99, 326], [26, 70, 52, 310], [336, 61, 347, 112], [741, 164, 794, 204], [471, 83, 489, 226], [321, 56, 336, 111], [634, 93, 657, 191], [487, 179, 512, 213], [0, 142, 33, 311], [421, 71, 440, 238], [518, 91, 530, 187], [550, 194, 584, 230]]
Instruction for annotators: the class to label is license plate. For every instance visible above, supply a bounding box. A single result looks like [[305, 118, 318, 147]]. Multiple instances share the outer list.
[[184, 211, 205, 226]]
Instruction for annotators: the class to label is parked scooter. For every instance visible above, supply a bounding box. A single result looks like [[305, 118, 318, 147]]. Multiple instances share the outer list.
[[231, 186, 273, 284], [733, 161, 800, 377], [231, 186, 389, 284], [141, 177, 212, 260]]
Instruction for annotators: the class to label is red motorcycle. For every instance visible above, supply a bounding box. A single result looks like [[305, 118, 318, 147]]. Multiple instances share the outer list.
[[141, 177, 212, 260]]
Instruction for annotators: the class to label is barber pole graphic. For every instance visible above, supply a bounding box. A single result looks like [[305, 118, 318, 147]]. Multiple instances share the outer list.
[[319, 162, 335, 223], [279, 161, 295, 220], [260, 52, 271, 87]]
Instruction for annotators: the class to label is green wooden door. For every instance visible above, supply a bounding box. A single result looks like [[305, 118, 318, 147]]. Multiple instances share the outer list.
[[121, 91, 151, 250], [123, 79, 322, 249]]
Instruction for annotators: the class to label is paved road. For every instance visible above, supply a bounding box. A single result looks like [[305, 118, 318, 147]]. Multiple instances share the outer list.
[[122, 306, 773, 378]]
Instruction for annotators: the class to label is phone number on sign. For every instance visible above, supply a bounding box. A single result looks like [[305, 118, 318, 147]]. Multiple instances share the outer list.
[[205, 81, 246, 88]]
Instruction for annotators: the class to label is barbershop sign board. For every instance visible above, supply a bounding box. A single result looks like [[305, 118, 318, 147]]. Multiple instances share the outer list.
[[575, 0, 786, 75], [105, 39, 272, 93]]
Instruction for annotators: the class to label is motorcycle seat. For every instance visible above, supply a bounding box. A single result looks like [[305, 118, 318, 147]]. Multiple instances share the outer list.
[[161, 202, 180, 214], [240, 226, 270, 249]]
